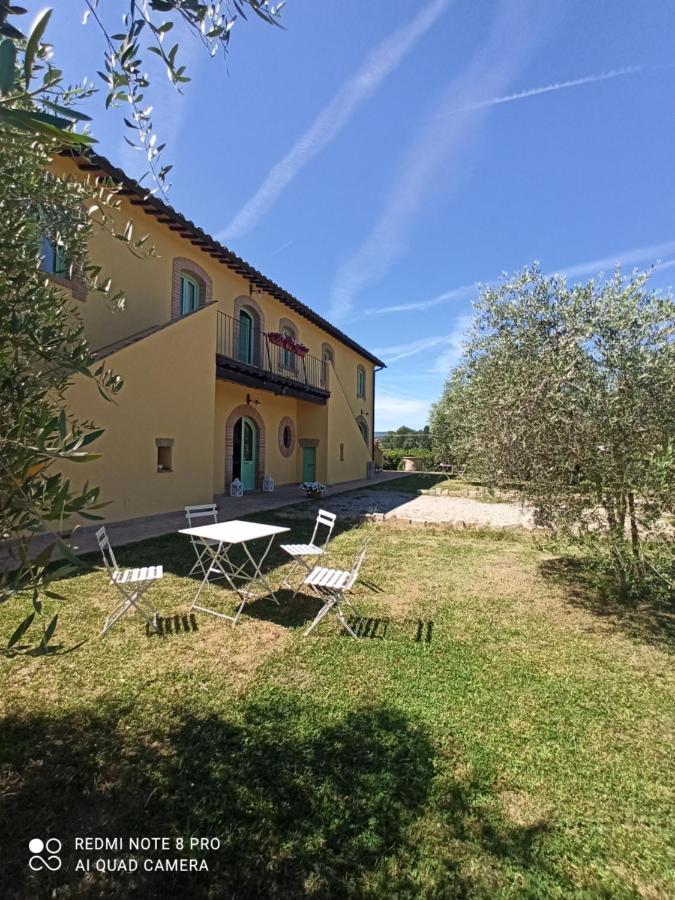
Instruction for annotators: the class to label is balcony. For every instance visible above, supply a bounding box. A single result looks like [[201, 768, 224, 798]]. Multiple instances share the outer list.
[[216, 312, 329, 403]]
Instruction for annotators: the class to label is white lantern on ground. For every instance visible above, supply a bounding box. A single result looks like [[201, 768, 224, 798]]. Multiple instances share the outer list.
[[262, 474, 275, 492], [230, 478, 243, 497]]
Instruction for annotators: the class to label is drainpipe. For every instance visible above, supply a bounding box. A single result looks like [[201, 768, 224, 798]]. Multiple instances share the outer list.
[[371, 363, 385, 459]]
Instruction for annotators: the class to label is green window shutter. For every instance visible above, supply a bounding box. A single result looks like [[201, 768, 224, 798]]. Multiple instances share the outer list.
[[54, 243, 67, 276], [180, 274, 200, 315], [38, 235, 67, 276], [357, 368, 366, 397]]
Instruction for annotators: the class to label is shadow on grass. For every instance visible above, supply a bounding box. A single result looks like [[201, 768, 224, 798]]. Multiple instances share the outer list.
[[539, 556, 675, 652], [0, 699, 561, 899]]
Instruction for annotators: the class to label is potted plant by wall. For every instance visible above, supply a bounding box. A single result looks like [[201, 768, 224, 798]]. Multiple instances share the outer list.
[[300, 481, 327, 499]]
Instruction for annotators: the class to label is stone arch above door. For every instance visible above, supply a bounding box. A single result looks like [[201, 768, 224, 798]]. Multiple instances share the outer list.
[[225, 404, 266, 490]]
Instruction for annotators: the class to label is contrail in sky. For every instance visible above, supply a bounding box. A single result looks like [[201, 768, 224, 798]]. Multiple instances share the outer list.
[[437, 62, 675, 117], [218, 0, 450, 241]]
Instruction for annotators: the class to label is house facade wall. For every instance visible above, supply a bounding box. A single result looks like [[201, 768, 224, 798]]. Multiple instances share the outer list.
[[61, 304, 217, 523], [53, 155, 379, 522]]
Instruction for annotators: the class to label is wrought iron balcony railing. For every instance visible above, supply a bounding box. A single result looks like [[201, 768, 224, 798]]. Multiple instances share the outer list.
[[216, 312, 327, 393]]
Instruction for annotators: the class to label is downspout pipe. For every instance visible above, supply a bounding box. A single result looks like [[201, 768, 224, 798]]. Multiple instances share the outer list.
[[371, 363, 385, 459]]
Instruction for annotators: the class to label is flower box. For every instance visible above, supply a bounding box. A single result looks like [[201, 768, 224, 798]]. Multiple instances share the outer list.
[[268, 332, 309, 357]]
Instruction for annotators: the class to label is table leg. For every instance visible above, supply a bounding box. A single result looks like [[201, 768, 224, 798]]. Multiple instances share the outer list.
[[241, 535, 281, 605]]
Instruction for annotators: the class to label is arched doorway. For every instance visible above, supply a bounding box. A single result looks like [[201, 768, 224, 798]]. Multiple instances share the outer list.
[[225, 404, 266, 492], [232, 416, 258, 491]]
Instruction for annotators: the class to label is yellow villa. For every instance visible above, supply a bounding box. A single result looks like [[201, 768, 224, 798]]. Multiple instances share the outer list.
[[49, 152, 385, 524]]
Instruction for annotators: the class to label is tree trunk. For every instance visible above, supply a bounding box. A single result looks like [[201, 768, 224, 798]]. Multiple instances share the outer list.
[[605, 494, 628, 592], [627, 490, 641, 562]]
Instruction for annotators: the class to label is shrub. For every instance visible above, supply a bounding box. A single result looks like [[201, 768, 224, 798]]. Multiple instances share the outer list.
[[382, 449, 405, 470], [382, 449, 435, 470]]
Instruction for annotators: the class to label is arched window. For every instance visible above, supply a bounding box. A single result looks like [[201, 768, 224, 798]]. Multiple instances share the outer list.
[[39, 235, 68, 276], [357, 365, 366, 399], [356, 416, 369, 446], [180, 273, 200, 315], [278, 318, 298, 371], [321, 342, 335, 388], [172, 258, 212, 319]]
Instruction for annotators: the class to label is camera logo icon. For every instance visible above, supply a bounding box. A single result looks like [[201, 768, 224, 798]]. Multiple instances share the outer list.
[[28, 838, 62, 871]]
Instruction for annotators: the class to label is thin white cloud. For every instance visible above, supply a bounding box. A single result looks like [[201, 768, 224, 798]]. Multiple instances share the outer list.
[[375, 333, 456, 364], [360, 283, 475, 318], [430, 313, 473, 374], [652, 257, 675, 273], [437, 62, 675, 118], [270, 238, 294, 256], [217, 0, 450, 242], [359, 239, 675, 320], [329, 1, 540, 321], [375, 393, 431, 431], [552, 239, 675, 279], [119, 35, 202, 182]]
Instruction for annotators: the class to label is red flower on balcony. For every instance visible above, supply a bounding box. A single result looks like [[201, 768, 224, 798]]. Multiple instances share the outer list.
[[268, 332, 309, 356]]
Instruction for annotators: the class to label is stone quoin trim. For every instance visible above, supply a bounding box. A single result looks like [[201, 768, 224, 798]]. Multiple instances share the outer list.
[[224, 404, 266, 490], [278, 416, 295, 458], [171, 257, 212, 319]]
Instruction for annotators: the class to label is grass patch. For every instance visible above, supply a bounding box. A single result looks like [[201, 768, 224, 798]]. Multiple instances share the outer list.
[[1, 513, 674, 898]]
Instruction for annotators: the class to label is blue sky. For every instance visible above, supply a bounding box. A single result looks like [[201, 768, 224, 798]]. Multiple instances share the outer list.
[[32, 0, 675, 431]]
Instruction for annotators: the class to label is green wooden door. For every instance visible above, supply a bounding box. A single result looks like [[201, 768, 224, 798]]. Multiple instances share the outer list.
[[302, 446, 316, 483], [241, 417, 257, 491]]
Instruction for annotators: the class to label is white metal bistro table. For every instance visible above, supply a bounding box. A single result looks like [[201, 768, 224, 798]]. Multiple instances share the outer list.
[[179, 520, 290, 624]]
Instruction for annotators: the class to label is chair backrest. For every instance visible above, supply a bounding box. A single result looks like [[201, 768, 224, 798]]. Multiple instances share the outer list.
[[345, 536, 372, 590], [309, 508, 337, 550], [96, 526, 119, 575], [185, 503, 218, 528]]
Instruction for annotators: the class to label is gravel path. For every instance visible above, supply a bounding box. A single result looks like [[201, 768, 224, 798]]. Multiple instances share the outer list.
[[280, 489, 536, 530], [381, 493, 535, 528]]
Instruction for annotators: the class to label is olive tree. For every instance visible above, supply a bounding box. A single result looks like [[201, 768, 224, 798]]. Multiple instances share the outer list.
[[430, 266, 675, 597], [0, 1, 283, 649]]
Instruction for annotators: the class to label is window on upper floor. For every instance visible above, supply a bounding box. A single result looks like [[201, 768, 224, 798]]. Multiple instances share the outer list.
[[321, 344, 335, 388], [39, 234, 68, 277], [279, 321, 298, 370], [357, 417, 369, 446], [357, 365, 366, 399], [180, 273, 200, 316]]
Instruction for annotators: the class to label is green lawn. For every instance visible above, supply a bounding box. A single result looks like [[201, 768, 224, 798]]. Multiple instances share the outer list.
[[1, 512, 674, 898]]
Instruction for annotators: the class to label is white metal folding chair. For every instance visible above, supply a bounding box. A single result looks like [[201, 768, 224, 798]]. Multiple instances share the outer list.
[[301, 538, 370, 638], [279, 509, 337, 597], [185, 503, 220, 580], [96, 527, 162, 636]]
